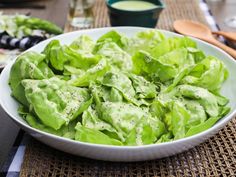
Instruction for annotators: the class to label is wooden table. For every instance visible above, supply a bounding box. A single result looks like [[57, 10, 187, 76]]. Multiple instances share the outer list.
[[0, 0, 236, 169]]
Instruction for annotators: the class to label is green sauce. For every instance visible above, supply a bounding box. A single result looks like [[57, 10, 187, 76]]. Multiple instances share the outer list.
[[111, 1, 158, 11]]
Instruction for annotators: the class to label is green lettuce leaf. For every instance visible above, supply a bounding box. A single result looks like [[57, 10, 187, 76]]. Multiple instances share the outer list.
[[26, 113, 76, 139], [75, 123, 123, 145], [96, 102, 148, 140], [94, 30, 128, 51], [70, 59, 110, 86], [66, 47, 101, 70], [183, 100, 207, 128], [165, 67, 193, 92], [102, 72, 140, 105], [82, 106, 122, 140], [132, 51, 177, 82], [70, 34, 95, 53], [18, 105, 76, 139], [125, 116, 165, 145], [63, 65, 84, 76], [43, 40, 67, 71], [127, 30, 165, 54], [150, 100, 166, 120], [150, 36, 197, 58], [9, 51, 54, 106], [90, 83, 124, 103], [44, 40, 100, 71], [164, 101, 190, 140], [156, 132, 173, 143], [178, 85, 219, 117], [22, 77, 92, 130], [181, 56, 228, 92], [185, 106, 230, 137], [96, 42, 132, 71], [128, 73, 157, 99], [186, 47, 205, 63]]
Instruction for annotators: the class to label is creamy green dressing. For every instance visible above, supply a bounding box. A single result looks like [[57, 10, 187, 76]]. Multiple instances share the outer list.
[[111, 1, 157, 11]]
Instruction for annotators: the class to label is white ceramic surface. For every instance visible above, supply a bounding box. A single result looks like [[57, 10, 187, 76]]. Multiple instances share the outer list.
[[1, 27, 236, 162]]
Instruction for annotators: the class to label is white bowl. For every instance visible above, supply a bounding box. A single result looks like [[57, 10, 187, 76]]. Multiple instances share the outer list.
[[1, 27, 236, 162]]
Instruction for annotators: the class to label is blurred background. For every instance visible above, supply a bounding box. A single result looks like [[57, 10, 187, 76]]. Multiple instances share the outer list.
[[0, 0, 235, 31]]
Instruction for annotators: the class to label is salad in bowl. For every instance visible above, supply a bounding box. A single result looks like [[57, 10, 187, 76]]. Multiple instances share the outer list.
[[1, 27, 235, 161]]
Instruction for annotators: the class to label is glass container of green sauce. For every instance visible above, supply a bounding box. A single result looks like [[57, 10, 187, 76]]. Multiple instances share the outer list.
[[106, 0, 165, 27]]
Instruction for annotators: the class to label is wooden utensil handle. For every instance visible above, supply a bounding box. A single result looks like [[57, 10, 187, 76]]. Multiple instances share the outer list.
[[206, 38, 236, 59], [213, 31, 236, 42]]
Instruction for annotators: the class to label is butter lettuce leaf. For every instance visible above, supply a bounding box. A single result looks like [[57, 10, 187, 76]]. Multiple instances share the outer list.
[[150, 100, 166, 120], [178, 85, 219, 117], [164, 101, 190, 140], [25, 113, 76, 139], [22, 77, 92, 130], [75, 123, 123, 145], [128, 73, 157, 99], [96, 102, 148, 140], [9, 51, 54, 106], [95, 30, 128, 51], [150, 36, 197, 58], [90, 83, 123, 103], [70, 35, 95, 53], [82, 106, 121, 140], [186, 106, 230, 137], [44, 40, 100, 71], [125, 116, 165, 145], [18, 105, 77, 139], [132, 51, 177, 82], [181, 56, 228, 92], [43, 40, 67, 71], [127, 30, 165, 54], [102, 72, 138, 105], [183, 100, 207, 128], [96, 42, 132, 71], [70, 59, 110, 86]]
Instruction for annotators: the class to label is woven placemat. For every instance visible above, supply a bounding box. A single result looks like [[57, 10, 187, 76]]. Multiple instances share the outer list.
[[64, 0, 209, 31], [20, 0, 236, 176]]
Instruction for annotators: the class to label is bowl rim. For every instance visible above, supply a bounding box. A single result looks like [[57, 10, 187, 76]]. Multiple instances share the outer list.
[[105, 0, 165, 14], [1, 26, 236, 150]]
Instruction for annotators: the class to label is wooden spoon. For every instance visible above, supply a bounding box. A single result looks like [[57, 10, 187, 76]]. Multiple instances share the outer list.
[[212, 31, 236, 42], [173, 20, 236, 59]]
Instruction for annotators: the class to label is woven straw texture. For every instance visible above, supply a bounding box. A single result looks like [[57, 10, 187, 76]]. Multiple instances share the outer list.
[[64, 0, 209, 32], [20, 0, 236, 176]]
